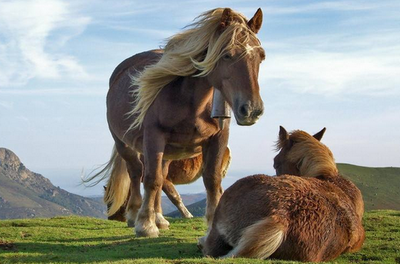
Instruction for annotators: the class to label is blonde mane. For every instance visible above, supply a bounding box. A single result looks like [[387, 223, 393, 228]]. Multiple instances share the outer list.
[[126, 8, 263, 131], [282, 130, 338, 177]]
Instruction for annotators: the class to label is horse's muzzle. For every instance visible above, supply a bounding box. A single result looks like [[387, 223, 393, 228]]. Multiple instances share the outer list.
[[235, 103, 264, 126]]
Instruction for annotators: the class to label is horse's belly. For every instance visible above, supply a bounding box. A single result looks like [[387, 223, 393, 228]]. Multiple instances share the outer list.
[[163, 144, 203, 160]]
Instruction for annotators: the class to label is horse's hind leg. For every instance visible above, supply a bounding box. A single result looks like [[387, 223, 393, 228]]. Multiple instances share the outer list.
[[125, 169, 142, 227], [135, 132, 166, 237], [162, 179, 193, 218], [114, 140, 143, 228], [154, 160, 171, 229], [154, 188, 170, 229]]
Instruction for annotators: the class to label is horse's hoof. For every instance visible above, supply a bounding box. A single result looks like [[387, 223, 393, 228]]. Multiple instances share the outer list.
[[135, 225, 159, 238], [157, 222, 170, 230], [155, 213, 170, 230], [127, 219, 135, 227], [183, 212, 194, 219], [197, 235, 207, 250]]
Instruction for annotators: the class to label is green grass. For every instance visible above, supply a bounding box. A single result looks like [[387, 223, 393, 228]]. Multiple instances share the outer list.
[[1, 211, 400, 264]]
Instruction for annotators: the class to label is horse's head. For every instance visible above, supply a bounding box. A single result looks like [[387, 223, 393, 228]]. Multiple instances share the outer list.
[[206, 8, 265, 126], [274, 126, 327, 176]]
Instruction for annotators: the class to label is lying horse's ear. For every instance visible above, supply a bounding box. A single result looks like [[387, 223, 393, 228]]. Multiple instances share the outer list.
[[248, 8, 263, 34], [220, 8, 233, 30], [313, 127, 326, 141], [279, 126, 289, 143]]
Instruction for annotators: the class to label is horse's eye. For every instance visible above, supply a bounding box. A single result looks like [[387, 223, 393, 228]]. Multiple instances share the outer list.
[[223, 54, 232, 60]]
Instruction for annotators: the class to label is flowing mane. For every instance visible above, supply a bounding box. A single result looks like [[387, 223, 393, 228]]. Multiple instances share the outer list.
[[276, 130, 338, 177], [126, 8, 263, 131]]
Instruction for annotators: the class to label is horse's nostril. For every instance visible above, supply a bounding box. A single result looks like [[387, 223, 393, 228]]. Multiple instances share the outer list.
[[239, 104, 250, 117], [252, 108, 264, 119]]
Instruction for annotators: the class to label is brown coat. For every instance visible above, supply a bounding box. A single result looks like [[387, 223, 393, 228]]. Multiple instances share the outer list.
[[202, 127, 365, 262]]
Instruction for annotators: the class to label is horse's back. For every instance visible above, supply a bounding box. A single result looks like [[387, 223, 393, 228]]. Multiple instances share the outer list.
[[107, 50, 163, 142], [109, 49, 163, 87]]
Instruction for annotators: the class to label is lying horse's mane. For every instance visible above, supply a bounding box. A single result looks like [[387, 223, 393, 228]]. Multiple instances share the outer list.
[[126, 8, 263, 131], [276, 130, 338, 177]]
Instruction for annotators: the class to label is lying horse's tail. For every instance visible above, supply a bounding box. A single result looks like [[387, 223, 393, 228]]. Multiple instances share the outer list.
[[82, 146, 131, 217], [224, 216, 287, 259]]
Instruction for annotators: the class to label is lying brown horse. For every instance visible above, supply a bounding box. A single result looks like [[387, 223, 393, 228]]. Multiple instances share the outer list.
[[87, 8, 265, 237], [201, 127, 365, 262], [105, 148, 231, 224]]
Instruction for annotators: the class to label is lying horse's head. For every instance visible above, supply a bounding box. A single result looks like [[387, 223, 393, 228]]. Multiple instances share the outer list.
[[274, 126, 336, 177], [201, 8, 265, 126]]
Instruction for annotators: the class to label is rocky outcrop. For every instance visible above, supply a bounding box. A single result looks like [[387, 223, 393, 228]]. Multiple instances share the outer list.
[[0, 148, 106, 219]]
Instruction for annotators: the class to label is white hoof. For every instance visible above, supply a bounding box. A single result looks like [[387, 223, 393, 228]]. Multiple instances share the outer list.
[[135, 218, 159, 238], [181, 208, 194, 219], [155, 213, 170, 229]]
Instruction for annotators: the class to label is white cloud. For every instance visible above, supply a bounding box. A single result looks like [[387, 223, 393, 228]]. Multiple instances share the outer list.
[[0, 0, 90, 87], [0, 87, 106, 96], [261, 1, 398, 15], [261, 51, 400, 96], [260, 30, 400, 97]]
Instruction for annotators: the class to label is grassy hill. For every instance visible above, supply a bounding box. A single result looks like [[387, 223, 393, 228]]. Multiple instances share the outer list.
[[338, 163, 400, 211], [0, 210, 399, 264]]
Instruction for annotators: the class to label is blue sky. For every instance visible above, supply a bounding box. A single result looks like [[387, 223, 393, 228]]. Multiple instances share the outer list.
[[1, 0, 399, 196]]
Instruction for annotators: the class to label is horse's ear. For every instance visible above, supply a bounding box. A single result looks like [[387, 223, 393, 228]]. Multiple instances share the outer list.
[[248, 8, 263, 34], [220, 8, 233, 30], [279, 126, 289, 143], [313, 127, 326, 141]]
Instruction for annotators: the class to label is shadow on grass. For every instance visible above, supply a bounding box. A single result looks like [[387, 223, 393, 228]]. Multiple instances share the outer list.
[[3, 236, 203, 263]]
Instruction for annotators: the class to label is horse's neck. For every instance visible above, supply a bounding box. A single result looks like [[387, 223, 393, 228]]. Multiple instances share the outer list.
[[179, 76, 214, 111]]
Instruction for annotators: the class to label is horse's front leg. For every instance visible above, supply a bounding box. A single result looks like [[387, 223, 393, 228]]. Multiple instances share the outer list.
[[202, 130, 229, 227], [198, 130, 228, 248], [135, 130, 165, 238]]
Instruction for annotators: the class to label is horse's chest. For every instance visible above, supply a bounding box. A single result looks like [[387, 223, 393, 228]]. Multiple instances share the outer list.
[[168, 118, 218, 142], [162, 119, 219, 159]]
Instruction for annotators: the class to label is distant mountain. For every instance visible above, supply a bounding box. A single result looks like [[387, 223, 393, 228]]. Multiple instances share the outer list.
[[166, 198, 206, 218], [162, 193, 206, 214], [0, 148, 106, 219], [166, 163, 400, 217]]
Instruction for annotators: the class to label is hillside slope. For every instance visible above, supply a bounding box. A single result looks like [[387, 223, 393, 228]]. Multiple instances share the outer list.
[[338, 163, 400, 211], [0, 148, 106, 219]]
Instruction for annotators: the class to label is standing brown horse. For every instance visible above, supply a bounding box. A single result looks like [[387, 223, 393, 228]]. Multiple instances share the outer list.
[[88, 8, 265, 237], [201, 127, 365, 262], [105, 147, 231, 224]]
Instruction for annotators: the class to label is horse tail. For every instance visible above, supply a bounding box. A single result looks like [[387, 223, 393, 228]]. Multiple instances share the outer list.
[[103, 148, 131, 217], [82, 146, 131, 217], [224, 216, 287, 259]]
